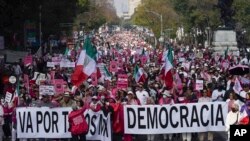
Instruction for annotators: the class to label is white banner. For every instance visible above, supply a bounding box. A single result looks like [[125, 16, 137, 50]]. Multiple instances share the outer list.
[[47, 62, 55, 67], [16, 107, 111, 141], [60, 62, 75, 68], [5, 92, 13, 103], [84, 109, 112, 141], [39, 85, 55, 95], [124, 102, 228, 134]]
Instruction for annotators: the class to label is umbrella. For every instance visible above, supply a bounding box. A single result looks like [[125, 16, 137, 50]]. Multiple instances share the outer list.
[[229, 64, 249, 75]]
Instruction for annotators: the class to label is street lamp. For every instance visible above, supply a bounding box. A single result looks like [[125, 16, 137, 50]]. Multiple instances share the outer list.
[[145, 10, 163, 36]]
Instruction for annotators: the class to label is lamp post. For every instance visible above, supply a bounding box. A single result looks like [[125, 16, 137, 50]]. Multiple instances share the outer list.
[[145, 10, 163, 36]]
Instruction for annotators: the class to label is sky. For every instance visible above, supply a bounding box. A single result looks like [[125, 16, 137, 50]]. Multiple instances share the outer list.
[[113, 0, 129, 17]]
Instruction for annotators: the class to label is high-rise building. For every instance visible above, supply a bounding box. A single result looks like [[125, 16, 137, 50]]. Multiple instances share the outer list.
[[127, 0, 141, 19]]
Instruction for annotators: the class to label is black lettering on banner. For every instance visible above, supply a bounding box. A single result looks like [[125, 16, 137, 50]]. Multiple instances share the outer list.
[[44, 111, 51, 133], [85, 114, 90, 133], [147, 107, 158, 129], [26, 112, 33, 133], [19, 112, 25, 132], [127, 108, 136, 128], [91, 115, 97, 135], [138, 108, 146, 129], [211, 104, 214, 126], [159, 107, 168, 128], [215, 104, 225, 126], [190, 106, 200, 127], [200, 105, 209, 126], [170, 106, 179, 128], [52, 112, 59, 133], [98, 115, 108, 137], [180, 106, 189, 127], [62, 111, 69, 132], [37, 112, 42, 132]]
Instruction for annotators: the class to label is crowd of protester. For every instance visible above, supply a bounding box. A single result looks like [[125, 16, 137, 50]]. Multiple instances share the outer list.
[[0, 27, 250, 141]]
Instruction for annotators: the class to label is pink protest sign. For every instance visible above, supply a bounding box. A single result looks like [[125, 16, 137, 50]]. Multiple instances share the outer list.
[[24, 55, 33, 66], [140, 56, 147, 64], [23, 74, 29, 88], [110, 61, 118, 72], [91, 73, 98, 86], [117, 74, 128, 89], [52, 79, 65, 94]]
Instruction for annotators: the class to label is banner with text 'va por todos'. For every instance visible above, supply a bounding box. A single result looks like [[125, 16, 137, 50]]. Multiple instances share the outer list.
[[16, 107, 111, 141], [124, 102, 228, 134]]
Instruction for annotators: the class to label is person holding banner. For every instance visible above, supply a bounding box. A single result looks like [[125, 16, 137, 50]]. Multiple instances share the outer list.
[[198, 89, 213, 141], [60, 91, 74, 107], [158, 90, 174, 141], [68, 100, 88, 141], [127, 91, 140, 105]]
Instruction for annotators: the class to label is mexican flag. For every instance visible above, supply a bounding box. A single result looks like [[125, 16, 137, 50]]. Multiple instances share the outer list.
[[104, 66, 112, 81], [71, 37, 97, 86], [163, 47, 174, 89], [133, 64, 146, 83]]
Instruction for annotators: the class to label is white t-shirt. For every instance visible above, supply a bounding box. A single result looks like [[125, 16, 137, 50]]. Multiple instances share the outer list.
[[212, 89, 225, 102], [136, 90, 149, 105]]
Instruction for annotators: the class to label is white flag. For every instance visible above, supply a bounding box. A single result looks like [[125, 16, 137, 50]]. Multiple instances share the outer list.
[[233, 77, 242, 94]]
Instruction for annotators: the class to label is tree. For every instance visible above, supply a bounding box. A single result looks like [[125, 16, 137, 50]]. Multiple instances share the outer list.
[[74, 0, 119, 31], [131, 0, 179, 38]]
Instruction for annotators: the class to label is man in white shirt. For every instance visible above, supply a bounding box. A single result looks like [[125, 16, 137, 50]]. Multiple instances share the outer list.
[[135, 83, 149, 105], [212, 85, 225, 102]]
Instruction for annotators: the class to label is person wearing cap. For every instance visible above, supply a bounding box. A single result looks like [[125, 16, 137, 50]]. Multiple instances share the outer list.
[[89, 96, 101, 112], [127, 91, 139, 105], [158, 90, 174, 141], [60, 91, 74, 107], [135, 83, 149, 105]]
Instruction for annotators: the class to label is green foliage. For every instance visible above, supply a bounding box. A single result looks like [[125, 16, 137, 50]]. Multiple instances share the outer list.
[[132, 0, 221, 38], [131, 0, 179, 38]]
